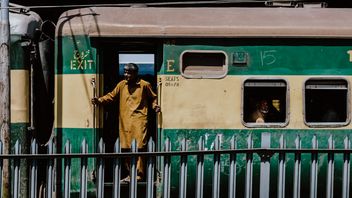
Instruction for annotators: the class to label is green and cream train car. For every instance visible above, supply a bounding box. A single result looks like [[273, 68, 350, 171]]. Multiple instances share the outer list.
[[9, 7, 54, 197], [55, 7, 352, 196]]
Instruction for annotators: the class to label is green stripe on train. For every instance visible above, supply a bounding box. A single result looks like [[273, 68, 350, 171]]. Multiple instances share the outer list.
[[55, 35, 97, 74], [11, 35, 29, 70], [57, 37, 352, 75], [160, 39, 352, 75], [162, 128, 350, 197]]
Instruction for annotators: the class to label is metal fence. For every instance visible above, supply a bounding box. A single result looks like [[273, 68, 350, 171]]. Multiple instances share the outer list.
[[1, 133, 352, 198]]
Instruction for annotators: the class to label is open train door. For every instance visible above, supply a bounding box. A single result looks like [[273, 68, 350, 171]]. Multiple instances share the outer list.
[[94, 41, 159, 190]]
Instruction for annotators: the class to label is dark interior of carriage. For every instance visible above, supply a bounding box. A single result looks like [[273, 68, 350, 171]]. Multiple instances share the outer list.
[[243, 79, 287, 125], [305, 79, 348, 124]]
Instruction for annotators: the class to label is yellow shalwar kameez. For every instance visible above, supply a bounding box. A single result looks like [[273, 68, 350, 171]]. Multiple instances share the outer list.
[[98, 79, 158, 149], [98, 79, 157, 178]]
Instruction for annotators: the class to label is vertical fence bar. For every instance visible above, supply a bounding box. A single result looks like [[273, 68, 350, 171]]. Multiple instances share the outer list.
[[0, 141, 2, 198], [179, 138, 188, 198], [293, 135, 301, 198], [196, 137, 204, 198], [326, 135, 334, 198], [245, 134, 253, 198], [130, 139, 138, 198], [47, 139, 54, 198], [97, 138, 105, 198], [13, 140, 21, 198], [163, 138, 171, 198], [212, 135, 221, 198], [30, 139, 38, 198], [64, 140, 71, 198], [228, 136, 237, 198], [260, 133, 271, 198], [113, 138, 121, 198], [146, 138, 155, 198], [342, 136, 350, 198], [310, 135, 318, 198], [277, 135, 286, 198], [80, 139, 88, 198]]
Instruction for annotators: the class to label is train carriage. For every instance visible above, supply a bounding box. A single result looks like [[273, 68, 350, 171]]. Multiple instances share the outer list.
[[55, 7, 352, 197], [8, 7, 55, 197]]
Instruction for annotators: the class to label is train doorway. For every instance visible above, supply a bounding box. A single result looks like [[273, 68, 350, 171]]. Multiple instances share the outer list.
[[97, 42, 159, 187]]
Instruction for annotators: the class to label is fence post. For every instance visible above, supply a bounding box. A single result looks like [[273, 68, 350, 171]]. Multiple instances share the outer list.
[[245, 134, 253, 198], [47, 139, 54, 198], [97, 138, 105, 198], [342, 136, 350, 198], [196, 137, 204, 198], [293, 135, 301, 198], [113, 138, 121, 198], [260, 133, 271, 198], [212, 135, 221, 198], [30, 139, 38, 198], [310, 135, 318, 198], [64, 140, 71, 198], [179, 138, 188, 198], [80, 139, 88, 198], [228, 136, 237, 198], [146, 138, 155, 198], [326, 135, 334, 198], [13, 140, 21, 198], [130, 139, 138, 198], [277, 134, 286, 198], [162, 138, 171, 198]]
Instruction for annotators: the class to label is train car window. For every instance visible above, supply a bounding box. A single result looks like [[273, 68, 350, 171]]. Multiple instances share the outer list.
[[180, 50, 227, 79], [242, 79, 289, 128], [304, 79, 349, 127]]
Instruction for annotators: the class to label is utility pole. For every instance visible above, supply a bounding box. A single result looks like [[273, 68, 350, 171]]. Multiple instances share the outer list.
[[0, 0, 11, 196]]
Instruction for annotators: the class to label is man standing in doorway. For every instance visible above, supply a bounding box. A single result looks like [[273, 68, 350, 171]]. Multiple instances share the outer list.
[[92, 63, 160, 182]]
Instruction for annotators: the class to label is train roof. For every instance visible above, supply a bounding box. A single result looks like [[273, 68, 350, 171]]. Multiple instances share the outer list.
[[10, 10, 42, 37], [56, 7, 352, 38]]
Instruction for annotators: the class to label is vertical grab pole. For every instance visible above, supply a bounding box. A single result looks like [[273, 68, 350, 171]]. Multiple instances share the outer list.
[[91, 78, 97, 130], [156, 77, 163, 196], [157, 77, 162, 169]]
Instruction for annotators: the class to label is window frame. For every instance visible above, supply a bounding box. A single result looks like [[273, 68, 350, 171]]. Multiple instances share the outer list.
[[241, 77, 290, 128], [303, 77, 351, 128], [180, 50, 228, 79]]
